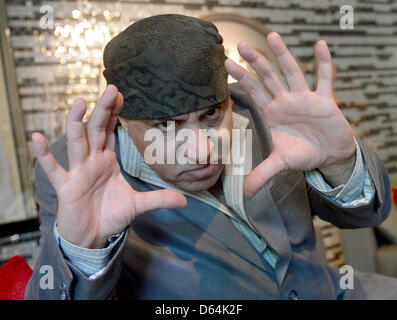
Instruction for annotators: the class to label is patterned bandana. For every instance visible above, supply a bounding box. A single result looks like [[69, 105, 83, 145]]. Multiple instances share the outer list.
[[103, 14, 230, 120]]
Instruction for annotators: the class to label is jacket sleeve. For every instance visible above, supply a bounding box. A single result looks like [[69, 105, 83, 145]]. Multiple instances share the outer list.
[[24, 137, 128, 300], [307, 138, 391, 229]]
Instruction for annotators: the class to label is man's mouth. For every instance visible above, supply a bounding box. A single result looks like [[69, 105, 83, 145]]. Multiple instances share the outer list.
[[182, 164, 218, 180]]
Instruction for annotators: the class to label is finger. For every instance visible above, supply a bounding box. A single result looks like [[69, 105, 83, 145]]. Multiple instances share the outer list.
[[243, 152, 286, 198], [225, 58, 273, 106], [66, 98, 88, 169], [32, 132, 67, 190], [105, 92, 124, 151], [315, 40, 333, 98], [133, 189, 188, 216], [237, 41, 286, 97], [87, 84, 119, 152], [267, 32, 309, 92]]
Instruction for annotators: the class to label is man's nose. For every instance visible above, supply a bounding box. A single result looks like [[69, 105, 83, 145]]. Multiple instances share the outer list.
[[184, 127, 212, 164]]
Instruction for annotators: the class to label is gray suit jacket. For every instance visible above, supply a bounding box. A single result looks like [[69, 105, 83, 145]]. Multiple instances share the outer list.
[[25, 84, 395, 300]]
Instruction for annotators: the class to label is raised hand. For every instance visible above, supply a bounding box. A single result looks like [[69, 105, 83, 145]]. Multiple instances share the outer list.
[[32, 85, 187, 249], [225, 32, 356, 198]]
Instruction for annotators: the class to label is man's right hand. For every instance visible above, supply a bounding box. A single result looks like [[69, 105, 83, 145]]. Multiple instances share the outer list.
[[32, 85, 187, 249]]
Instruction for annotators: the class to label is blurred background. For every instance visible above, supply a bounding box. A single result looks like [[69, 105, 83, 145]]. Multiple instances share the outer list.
[[0, 0, 396, 279]]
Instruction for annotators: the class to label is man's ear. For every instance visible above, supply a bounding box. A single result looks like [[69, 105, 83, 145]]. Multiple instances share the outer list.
[[119, 117, 128, 131]]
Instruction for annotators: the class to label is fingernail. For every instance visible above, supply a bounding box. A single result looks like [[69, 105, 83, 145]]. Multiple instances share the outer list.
[[268, 32, 279, 39]]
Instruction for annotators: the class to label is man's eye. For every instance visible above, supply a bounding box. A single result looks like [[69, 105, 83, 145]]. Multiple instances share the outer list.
[[206, 107, 221, 119], [158, 121, 175, 132]]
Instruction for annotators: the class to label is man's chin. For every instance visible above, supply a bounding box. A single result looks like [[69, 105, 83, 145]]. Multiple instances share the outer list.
[[176, 165, 224, 192]]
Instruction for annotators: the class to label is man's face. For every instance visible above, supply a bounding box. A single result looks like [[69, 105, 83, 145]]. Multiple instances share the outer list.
[[119, 97, 233, 192]]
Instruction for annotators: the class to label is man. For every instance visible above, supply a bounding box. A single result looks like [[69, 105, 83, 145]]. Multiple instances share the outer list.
[[25, 14, 396, 300]]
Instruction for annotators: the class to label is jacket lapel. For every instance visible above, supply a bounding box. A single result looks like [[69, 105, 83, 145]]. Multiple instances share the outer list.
[[123, 167, 273, 274], [241, 109, 292, 285], [178, 193, 273, 274], [243, 186, 292, 285]]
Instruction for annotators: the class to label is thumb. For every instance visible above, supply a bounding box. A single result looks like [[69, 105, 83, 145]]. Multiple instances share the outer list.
[[32, 132, 67, 191], [133, 189, 187, 216], [244, 152, 285, 198]]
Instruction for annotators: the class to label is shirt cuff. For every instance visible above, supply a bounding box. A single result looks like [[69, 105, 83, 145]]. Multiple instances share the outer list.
[[53, 223, 125, 279], [304, 136, 375, 207]]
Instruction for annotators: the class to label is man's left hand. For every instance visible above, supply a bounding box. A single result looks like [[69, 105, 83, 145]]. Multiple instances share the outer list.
[[225, 32, 356, 197]]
